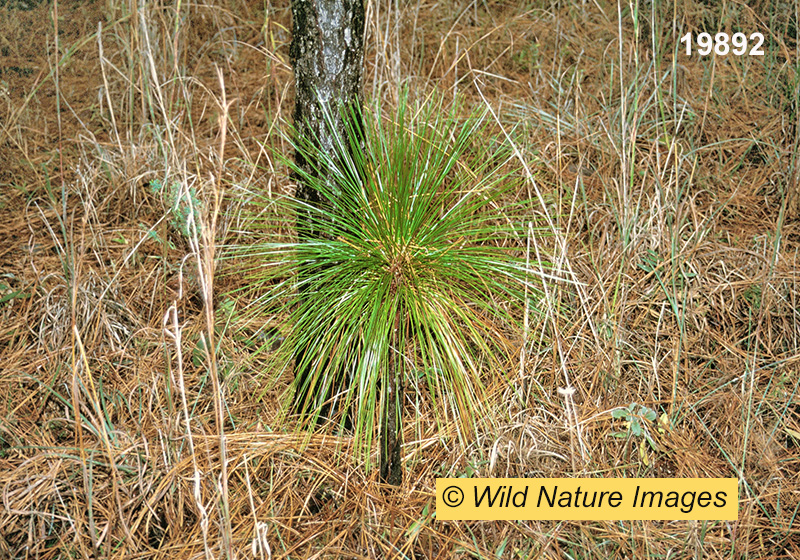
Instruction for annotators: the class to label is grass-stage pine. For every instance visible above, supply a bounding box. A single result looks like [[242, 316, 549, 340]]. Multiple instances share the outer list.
[[227, 92, 545, 480]]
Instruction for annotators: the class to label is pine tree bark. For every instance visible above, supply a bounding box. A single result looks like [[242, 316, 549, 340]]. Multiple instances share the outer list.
[[291, 0, 365, 231], [290, 0, 403, 486], [380, 308, 403, 485], [290, 0, 364, 410]]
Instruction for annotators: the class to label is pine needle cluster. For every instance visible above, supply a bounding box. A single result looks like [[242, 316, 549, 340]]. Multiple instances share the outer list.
[[228, 93, 544, 466]]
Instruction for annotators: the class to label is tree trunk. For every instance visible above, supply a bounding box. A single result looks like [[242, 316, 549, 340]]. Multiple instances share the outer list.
[[290, 0, 364, 418], [380, 309, 403, 485], [291, 0, 364, 224], [291, 0, 402, 486]]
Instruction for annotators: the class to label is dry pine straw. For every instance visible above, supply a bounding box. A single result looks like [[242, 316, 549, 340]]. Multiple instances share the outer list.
[[1, 0, 799, 558]]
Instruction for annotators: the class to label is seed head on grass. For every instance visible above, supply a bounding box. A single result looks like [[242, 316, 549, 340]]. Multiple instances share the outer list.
[[228, 92, 545, 464]]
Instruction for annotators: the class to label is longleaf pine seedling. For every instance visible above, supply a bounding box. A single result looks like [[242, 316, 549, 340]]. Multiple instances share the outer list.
[[228, 92, 546, 480]]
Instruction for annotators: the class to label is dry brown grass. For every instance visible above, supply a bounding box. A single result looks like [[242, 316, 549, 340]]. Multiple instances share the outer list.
[[1, 0, 799, 558]]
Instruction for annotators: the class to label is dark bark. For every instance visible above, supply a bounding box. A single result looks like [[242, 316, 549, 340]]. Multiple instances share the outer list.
[[290, 0, 364, 421], [290, 0, 402, 486], [291, 0, 365, 233], [380, 310, 403, 485]]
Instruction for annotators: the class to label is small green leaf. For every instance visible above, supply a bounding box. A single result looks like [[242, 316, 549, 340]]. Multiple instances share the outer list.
[[0, 290, 30, 305], [192, 337, 209, 367], [495, 538, 509, 558]]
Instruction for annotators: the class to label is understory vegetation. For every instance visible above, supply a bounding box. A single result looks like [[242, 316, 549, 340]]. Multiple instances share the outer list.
[[1, 0, 798, 558]]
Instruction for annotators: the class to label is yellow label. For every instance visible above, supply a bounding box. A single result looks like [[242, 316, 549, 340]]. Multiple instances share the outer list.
[[436, 478, 737, 520]]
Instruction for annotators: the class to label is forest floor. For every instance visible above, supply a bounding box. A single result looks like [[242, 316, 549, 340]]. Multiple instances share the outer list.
[[1, 0, 799, 558]]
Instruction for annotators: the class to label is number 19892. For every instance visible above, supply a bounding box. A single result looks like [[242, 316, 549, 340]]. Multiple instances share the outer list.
[[680, 32, 765, 56]]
